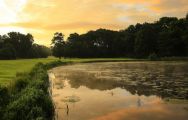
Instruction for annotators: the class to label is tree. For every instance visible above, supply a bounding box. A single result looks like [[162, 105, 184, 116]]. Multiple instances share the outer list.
[[28, 44, 51, 58], [0, 35, 3, 49], [51, 32, 65, 59], [118, 25, 137, 57], [58, 13, 188, 58], [157, 17, 178, 30], [0, 32, 50, 59], [0, 44, 16, 59], [158, 27, 186, 57], [134, 23, 158, 58], [5, 32, 34, 58]]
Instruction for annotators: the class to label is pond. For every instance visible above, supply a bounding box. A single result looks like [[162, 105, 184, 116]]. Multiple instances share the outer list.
[[49, 62, 188, 120]]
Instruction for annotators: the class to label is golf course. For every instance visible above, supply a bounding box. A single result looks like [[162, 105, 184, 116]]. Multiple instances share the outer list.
[[0, 2, 188, 119], [0, 57, 138, 86]]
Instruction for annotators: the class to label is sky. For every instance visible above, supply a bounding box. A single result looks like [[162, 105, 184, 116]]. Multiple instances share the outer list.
[[0, 0, 187, 46]]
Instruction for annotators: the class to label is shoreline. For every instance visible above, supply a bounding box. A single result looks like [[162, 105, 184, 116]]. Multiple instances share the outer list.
[[1, 59, 188, 119]]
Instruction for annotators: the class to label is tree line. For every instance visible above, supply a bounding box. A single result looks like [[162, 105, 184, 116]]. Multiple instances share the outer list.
[[1, 14, 188, 60], [52, 14, 188, 58], [0, 32, 51, 59]]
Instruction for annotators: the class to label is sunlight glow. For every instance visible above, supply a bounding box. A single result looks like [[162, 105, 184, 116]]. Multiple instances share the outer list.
[[0, 0, 187, 46], [0, 27, 26, 34], [0, 0, 27, 23]]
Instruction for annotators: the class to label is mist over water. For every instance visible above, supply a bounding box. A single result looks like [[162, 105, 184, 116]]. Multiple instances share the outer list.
[[49, 62, 188, 120]]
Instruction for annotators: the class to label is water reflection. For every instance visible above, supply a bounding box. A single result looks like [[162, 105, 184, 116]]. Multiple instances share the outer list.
[[49, 62, 188, 120]]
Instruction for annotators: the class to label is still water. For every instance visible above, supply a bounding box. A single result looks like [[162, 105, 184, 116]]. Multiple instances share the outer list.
[[49, 62, 188, 120]]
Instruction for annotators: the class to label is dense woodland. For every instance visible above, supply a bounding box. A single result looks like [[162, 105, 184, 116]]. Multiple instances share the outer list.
[[0, 32, 51, 59], [0, 14, 188, 60], [52, 14, 188, 58]]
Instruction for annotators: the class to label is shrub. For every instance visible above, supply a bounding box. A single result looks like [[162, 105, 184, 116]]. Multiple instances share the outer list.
[[10, 77, 29, 93], [5, 87, 52, 120], [2, 62, 56, 120], [44, 60, 66, 69], [148, 53, 159, 61], [1, 61, 69, 120], [0, 86, 10, 119]]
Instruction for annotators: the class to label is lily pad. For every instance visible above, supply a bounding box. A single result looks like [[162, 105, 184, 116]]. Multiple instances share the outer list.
[[61, 95, 80, 103]]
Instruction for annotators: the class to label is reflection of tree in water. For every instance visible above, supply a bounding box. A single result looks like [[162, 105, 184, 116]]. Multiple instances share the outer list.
[[137, 97, 142, 107], [60, 62, 188, 100]]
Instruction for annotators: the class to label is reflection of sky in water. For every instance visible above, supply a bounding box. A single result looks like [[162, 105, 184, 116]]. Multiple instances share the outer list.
[[49, 62, 188, 120]]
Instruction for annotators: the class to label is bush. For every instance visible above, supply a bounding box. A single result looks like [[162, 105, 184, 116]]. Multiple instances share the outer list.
[[10, 77, 29, 93], [44, 60, 67, 69], [0, 61, 69, 120], [5, 87, 53, 120], [1, 62, 57, 120], [148, 53, 159, 61], [0, 86, 10, 119]]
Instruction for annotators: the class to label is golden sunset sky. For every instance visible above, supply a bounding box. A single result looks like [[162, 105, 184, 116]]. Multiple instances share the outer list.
[[0, 0, 187, 46]]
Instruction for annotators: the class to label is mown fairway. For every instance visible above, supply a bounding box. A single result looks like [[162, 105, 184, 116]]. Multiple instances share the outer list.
[[0, 57, 136, 86], [0, 57, 58, 85]]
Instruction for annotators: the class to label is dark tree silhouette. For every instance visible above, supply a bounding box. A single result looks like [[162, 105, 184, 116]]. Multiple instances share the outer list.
[[0, 32, 51, 59], [52, 13, 188, 58], [51, 32, 65, 59], [134, 23, 158, 57], [1, 13, 188, 59]]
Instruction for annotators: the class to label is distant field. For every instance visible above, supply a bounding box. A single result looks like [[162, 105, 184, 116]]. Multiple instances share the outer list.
[[0, 57, 137, 86]]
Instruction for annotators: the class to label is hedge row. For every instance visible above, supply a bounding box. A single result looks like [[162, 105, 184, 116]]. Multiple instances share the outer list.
[[0, 60, 67, 120]]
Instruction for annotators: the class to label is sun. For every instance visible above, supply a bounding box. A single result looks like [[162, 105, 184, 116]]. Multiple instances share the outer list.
[[0, 0, 27, 24], [0, 0, 27, 34]]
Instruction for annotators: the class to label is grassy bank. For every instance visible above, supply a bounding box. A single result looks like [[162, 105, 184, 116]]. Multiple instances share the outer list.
[[1, 57, 188, 120], [0, 61, 69, 120], [0, 57, 137, 86], [0, 58, 141, 120], [0, 58, 188, 120], [2, 56, 188, 86], [160, 57, 188, 61], [0, 57, 58, 85]]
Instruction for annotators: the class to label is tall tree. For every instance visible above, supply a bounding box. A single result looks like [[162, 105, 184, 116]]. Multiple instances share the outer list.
[[0, 32, 50, 59], [134, 23, 158, 57], [51, 32, 65, 59], [61, 14, 188, 58]]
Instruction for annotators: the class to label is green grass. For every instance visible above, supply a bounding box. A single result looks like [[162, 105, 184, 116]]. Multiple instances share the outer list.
[[61, 57, 138, 62], [0, 57, 58, 85], [0, 57, 139, 86], [161, 57, 188, 61], [0, 63, 55, 120]]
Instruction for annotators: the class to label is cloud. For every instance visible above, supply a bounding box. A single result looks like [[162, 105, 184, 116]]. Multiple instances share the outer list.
[[0, 0, 187, 45], [149, 0, 188, 17], [0, 22, 125, 31]]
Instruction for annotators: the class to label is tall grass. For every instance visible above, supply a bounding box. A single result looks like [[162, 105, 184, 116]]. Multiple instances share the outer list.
[[1, 57, 187, 119], [0, 60, 67, 120]]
